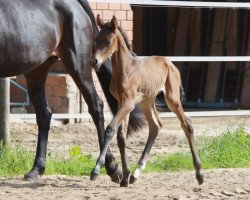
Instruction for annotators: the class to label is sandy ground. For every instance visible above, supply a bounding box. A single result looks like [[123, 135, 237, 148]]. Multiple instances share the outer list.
[[1, 116, 250, 200]]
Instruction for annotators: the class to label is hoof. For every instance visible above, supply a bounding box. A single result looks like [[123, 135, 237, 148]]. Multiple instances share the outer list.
[[110, 168, 122, 184], [196, 173, 204, 185], [120, 179, 129, 187], [90, 168, 100, 181], [129, 174, 138, 184], [24, 171, 40, 182]]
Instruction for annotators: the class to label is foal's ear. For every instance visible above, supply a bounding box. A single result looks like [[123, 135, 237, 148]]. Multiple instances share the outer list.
[[111, 15, 118, 32], [96, 14, 105, 29]]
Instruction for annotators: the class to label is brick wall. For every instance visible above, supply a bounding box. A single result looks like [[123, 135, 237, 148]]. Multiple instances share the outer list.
[[10, 2, 133, 114], [89, 2, 133, 45], [10, 72, 111, 114]]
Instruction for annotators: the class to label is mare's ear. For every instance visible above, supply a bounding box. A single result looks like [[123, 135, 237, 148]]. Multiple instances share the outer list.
[[96, 14, 105, 29], [111, 15, 118, 32]]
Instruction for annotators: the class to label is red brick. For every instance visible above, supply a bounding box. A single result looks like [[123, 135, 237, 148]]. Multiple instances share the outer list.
[[53, 106, 69, 113], [109, 3, 121, 10], [48, 96, 63, 107], [45, 86, 53, 96], [127, 11, 133, 20], [46, 76, 60, 86], [102, 10, 115, 21], [126, 31, 133, 42], [52, 86, 67, 97], [16, 76, 26, 85], [121, 21, 133, 31], [121, 4, 131, 10], [115, 11, 127, 20], [96, 3, 108, 10], [59, 76, 67, 86], [10, 85, 24, 95], [89, 2, 96, 9]]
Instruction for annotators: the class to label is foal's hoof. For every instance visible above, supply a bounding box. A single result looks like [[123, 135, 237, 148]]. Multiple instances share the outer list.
[[120, 179, 129, 187], [129, 174, 138, 184], [196, 173, 204, 185], [90, 168, 100, 181], [110, 167, 122, 184]]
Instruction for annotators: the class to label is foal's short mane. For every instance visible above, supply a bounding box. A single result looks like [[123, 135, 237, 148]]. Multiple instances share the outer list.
[[105, 22, 134, 54], [117, 27, 132, 51]]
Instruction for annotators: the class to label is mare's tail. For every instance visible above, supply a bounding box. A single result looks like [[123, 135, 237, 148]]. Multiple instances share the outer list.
[[79, 0, 146, 133]]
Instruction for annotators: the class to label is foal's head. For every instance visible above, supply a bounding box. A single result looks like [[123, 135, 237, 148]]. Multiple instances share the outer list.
[[90, 15, 119, 70]]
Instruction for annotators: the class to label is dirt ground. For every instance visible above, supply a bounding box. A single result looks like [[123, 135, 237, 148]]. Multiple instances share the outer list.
[[0, 116, 250, 200]]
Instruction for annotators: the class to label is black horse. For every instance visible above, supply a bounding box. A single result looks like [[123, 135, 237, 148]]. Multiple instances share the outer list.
[[0, 0, 144, 182]]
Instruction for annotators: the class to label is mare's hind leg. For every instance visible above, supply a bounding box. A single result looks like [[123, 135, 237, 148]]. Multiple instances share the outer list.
[[130, 99, 162, 184], [165, 82, 204, 185], [24, 60, 55, 181]]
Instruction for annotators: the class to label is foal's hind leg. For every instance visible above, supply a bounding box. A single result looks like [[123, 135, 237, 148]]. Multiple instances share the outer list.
[[130, 99, 162, 184], [24, 60, 54, 181], [165, 82, 204, 185]]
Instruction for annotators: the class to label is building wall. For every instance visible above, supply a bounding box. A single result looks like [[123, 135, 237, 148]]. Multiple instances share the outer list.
[[132, 7, 250, 108], [10, 2, 133, 114]]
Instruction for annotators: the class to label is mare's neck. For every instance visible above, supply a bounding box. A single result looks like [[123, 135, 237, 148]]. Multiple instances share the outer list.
[[111, 31, 133, 73]]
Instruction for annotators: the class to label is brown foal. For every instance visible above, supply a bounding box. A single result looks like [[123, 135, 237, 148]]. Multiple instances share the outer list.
[[90, 15, 204, 187]]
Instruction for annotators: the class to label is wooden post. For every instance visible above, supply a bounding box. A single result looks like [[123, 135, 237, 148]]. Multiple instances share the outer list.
[[0, 78, 10, 145]]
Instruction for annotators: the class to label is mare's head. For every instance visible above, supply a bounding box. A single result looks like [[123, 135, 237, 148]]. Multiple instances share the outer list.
[[90, 15, 119, 71]]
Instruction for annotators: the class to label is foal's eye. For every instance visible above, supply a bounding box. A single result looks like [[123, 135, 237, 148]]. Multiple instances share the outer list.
[[104, 48, 109, 54]]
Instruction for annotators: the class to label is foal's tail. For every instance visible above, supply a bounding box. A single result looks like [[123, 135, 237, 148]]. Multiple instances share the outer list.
[[180, 84, 186, 102], [79, 0, 146, 132]]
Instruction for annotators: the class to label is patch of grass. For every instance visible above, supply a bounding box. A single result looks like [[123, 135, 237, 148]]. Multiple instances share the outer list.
[[0, 143, 34, 176], [0, 144, 96, 176], [199, 125, 250, 169], [46, 146, 96, 176], [0, 125, 249, 176], [143, 125, 250, 172]]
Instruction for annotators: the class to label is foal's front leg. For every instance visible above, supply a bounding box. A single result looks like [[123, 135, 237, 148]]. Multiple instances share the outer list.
[[90, 100, 135, 182], [117, 115, 131, 187]]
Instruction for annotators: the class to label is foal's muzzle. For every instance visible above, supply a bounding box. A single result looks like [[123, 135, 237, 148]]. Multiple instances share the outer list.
[[90, 58, 101, 71]]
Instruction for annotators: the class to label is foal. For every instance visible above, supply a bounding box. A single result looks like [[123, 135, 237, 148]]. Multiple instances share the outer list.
[[90, 15, 204, 187]]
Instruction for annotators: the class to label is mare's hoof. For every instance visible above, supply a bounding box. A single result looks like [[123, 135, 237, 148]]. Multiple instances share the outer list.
[[196, 173, 204, 185], [120, 179, 129, 187], [24, 171, 39, 182], [90, 168, 100, 181], [129, 174, 137, 184], [110, 168, 122, 183]]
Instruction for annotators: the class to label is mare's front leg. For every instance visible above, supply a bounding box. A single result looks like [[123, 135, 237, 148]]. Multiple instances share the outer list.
[[24, 61, 54, 181], [90, 100, 135, 183], [61, 56, 121, 183]]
